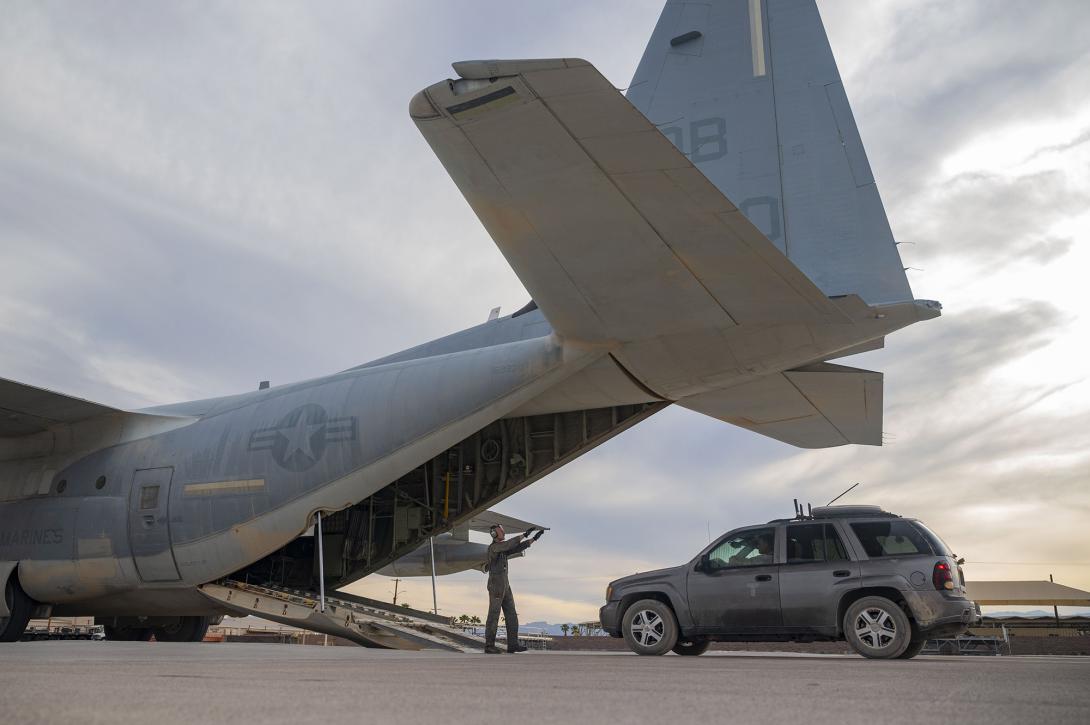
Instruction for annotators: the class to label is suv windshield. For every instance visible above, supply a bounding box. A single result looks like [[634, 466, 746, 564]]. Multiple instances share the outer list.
[[850, 520, 934, 558]]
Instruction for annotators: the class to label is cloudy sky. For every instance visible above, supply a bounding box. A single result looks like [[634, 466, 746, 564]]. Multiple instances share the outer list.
[[2, 0, 1088, 624]]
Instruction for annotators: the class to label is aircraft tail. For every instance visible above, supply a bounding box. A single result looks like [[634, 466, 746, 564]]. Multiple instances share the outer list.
[[627, 0, 912, 305]]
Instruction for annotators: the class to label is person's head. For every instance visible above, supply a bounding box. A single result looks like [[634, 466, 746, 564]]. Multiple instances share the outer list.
[[755, 534, 772, 555], [490, 524, 505, 542]]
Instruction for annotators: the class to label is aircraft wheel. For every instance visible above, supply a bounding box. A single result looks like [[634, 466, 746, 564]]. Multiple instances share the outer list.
[[103, 625, 153, 641], [0, 574, 34, 643], [155, 616, 210, 642]]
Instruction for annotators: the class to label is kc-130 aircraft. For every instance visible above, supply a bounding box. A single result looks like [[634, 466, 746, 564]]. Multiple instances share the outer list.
[[1, 0, 939, 643]]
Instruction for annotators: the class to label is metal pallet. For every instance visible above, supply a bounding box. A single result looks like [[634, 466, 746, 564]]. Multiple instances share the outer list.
[[199, 580, 484, 652]]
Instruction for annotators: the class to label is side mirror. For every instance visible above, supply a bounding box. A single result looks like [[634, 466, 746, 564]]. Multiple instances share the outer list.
[[698, 553, 711, 572]]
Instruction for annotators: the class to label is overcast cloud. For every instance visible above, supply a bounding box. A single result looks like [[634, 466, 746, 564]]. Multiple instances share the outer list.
[[2, 1, 1088, 624]]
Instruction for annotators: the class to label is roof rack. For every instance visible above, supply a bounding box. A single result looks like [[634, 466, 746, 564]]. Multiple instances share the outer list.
[[811, 505, 897, 519], [770, 502, 898, 524]]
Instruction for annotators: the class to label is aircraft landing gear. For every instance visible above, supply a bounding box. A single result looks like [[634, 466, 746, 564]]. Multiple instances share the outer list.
[[100, 616, 211, 642], [0, 574, 34, 643], [154, 616, 211, 642], [102, 625, 153, 641]]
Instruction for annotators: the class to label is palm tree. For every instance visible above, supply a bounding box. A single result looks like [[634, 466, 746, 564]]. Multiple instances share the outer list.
[[470, 615, 481, 626], [560, 623, 569, 637], [458, 614, 470, 625], [570, 623, 581, 636]]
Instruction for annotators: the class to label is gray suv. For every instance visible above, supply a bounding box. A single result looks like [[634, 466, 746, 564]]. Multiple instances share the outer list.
[[599, 505, 978, 659]]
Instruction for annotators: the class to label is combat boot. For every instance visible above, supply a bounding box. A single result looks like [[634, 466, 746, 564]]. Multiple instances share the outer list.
[[508, 644, 528, 653], [484, 645, 504, 654]]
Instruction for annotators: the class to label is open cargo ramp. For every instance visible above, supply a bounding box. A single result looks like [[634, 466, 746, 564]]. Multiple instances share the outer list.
[[200, 580, 484, 652]]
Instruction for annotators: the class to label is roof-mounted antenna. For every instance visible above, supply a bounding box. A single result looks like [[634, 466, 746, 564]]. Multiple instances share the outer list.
[[807, 503, 813, 517], [793, 498, 800, 517], [826, 482, 860, 506]]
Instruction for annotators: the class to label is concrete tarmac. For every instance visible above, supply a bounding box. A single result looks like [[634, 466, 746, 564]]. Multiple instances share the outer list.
[[2, 642, 1088, 724]]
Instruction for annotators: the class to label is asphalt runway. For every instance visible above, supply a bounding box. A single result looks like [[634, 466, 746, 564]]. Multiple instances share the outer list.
[[2, 643, 1088, 725]]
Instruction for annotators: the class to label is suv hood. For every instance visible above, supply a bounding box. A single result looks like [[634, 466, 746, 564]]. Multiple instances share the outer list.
[[610, 565, 684, 589]]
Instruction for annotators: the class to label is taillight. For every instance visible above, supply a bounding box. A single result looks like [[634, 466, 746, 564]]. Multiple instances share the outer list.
[[933, 561, 954, 590]]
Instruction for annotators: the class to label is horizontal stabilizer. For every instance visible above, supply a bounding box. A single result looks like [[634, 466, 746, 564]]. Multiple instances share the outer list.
[[466, 509, 546, 535], [0, 377, 124, 437], [679, 363, 882, 448], [411, 58, 844, 344]]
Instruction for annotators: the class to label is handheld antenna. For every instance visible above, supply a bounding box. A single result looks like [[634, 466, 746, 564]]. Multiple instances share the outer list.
[[793, 498, 800, 517], [826, 482, 861, 506], [807, 503, 813, 517]]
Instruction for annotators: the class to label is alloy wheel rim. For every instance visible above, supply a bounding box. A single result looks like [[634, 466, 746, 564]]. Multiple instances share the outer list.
[[855, 607, 897, 649], [630, 609, 664, 647]]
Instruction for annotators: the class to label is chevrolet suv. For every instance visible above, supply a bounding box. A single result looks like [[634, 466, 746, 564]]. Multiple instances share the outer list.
[[599, 506, 977, 659]]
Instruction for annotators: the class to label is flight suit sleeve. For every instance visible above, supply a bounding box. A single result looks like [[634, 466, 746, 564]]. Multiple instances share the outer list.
[[509, 539, 533, 556], [489, 535, 526, 554]]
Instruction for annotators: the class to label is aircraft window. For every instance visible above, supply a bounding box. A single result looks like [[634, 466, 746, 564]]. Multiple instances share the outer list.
[[139, 485, 160, 510], [56, 479, 67, 493], [95, 476, 107, 490], [785, 524, 848, 563], [707, 527, 775, 569], [850, 521, 932, 558]]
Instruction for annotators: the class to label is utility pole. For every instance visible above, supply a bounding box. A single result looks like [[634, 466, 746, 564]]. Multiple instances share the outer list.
[[392, 578, 401, 606]]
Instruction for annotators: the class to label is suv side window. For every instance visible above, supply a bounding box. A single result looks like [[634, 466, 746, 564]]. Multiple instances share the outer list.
[[707, 527, 776, 569], [786, 524, 849, 563], [850, 520, 933, 558]]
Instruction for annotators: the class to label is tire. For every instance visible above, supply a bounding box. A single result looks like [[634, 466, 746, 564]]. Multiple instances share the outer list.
[[843, 596, 911, 659], [672, 638, 710, 656], [155, 616, 210, 643], [0, 574, 34, 643], [103, 625, 153, 642], [898, 637, 927, 659], [621, 599, 678, 656]]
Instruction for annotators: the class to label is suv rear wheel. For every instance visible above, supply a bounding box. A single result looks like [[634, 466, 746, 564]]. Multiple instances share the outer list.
[[672, 637, 710, 656], [621, 599, 678, 656], [844, 596, 911, 659]]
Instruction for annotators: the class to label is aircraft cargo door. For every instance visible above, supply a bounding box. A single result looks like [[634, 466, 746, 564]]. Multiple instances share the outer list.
[[127, 467, 181, 582]]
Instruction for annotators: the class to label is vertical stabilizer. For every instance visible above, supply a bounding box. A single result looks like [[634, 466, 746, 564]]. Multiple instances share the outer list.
[[628, 0, 913, 305]]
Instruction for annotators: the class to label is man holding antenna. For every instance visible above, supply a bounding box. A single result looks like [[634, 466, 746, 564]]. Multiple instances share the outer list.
[[483, 524, 545, 654]]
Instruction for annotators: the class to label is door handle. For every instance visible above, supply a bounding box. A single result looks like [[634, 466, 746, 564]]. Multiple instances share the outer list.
[[833, 570, 851, 578], [755, 574, 772, 582], [142, 514, 155, 529]]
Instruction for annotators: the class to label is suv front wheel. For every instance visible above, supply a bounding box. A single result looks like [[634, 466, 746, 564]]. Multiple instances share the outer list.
[[844, 596, 911, 659], [621, 599, 678, 656]]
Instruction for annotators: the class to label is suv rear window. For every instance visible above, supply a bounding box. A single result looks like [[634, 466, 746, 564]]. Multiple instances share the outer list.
[[911, 521, 953, 557], [850, 520, 934, 558]]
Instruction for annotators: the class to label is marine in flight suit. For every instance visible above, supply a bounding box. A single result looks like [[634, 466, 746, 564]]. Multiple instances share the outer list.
[[484, 524, 544, 653]]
